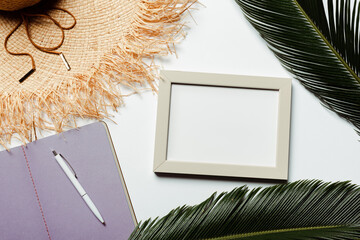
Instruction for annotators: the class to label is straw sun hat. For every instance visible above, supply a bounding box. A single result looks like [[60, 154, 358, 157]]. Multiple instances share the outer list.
[[0, 0, 195, 146]]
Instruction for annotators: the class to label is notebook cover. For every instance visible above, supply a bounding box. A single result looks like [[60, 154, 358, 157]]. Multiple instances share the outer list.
[[0, 122, 137, 240]]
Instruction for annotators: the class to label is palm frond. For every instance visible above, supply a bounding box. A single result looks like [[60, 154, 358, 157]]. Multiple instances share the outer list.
[[235, 0, 360, 133], [129, 180, 360, 239]]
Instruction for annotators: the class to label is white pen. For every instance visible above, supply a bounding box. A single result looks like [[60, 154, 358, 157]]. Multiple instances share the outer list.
[[52, 150, 105, 225]]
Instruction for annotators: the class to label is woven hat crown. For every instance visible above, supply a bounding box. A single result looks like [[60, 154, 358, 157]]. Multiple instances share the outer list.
[[0, 0, 41, 11]]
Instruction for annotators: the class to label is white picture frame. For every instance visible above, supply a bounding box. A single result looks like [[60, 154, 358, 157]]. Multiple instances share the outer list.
[[153, 70, 292, 180]]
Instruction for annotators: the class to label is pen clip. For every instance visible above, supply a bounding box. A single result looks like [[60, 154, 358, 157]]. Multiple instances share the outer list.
[[60, 153, 78, 179]]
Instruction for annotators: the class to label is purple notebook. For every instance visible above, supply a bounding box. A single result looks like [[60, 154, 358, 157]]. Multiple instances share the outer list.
[[0, 122, 137, 240]]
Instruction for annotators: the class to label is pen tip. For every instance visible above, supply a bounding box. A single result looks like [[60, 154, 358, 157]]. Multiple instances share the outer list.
[[52, 150, 57, 156], [102, 221, 106, 226]]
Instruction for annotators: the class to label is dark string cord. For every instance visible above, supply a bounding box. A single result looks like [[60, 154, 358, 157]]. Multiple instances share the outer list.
[[4, 8, 76, 83]]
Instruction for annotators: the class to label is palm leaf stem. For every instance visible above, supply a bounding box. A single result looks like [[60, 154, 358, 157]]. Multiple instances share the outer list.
[[204, 225, 345, 240], [129, 180, 360, 239], [235, 0, 360, 132], [293, 0, 360, 84]]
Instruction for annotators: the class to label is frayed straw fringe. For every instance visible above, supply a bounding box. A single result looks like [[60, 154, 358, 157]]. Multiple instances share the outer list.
[[0, 0, 197, 148]]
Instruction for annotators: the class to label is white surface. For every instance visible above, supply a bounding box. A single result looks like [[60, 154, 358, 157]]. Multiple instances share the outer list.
[[167, 84, 279, 167], [4, 0, 360, 222]]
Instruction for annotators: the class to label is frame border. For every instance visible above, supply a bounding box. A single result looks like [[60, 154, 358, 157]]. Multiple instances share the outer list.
[[153, 70, 292, 180]]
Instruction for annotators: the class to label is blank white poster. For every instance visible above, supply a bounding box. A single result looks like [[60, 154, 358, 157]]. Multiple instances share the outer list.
[[167, 83, 279, 167]]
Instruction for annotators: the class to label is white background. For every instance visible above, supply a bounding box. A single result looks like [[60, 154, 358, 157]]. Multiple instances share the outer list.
[[6, 0, 360, 222], [167, 84, 279, 167]]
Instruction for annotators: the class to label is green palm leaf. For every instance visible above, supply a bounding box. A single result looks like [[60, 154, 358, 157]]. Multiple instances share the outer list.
[[129, 180, 360, 239], [234, 0, 360, 133]]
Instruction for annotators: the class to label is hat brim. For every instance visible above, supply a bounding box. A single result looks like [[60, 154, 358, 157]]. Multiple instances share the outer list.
[[0, 0, 196, 147]]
